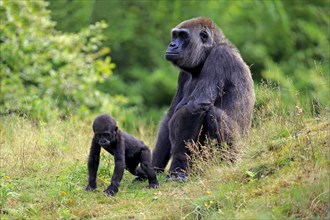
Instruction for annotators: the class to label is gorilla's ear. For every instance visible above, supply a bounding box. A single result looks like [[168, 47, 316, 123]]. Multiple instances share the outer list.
[[115, 126, 118, 132]]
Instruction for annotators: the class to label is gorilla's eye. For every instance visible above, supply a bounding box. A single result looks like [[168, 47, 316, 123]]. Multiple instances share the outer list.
[[200, 31, 208, 43], [172, 30, 189, 39], [179, 31, 188, 39]]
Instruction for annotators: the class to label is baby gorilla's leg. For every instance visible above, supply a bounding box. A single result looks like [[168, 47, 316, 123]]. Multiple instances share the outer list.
[[140, 148, 159, 188], [131, 166, 148, 182]]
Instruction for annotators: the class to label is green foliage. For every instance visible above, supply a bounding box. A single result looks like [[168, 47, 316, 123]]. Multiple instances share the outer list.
[[213, 1, 329, 111], [47, 0, 95, 32], [1, 0, 329, 119], [0, 0, 124, 121], [46, 0, 329, 114]]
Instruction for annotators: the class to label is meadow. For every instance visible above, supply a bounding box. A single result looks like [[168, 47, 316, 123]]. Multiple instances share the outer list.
[[1, 1, 329, 219], [1, 87, 329, 219]]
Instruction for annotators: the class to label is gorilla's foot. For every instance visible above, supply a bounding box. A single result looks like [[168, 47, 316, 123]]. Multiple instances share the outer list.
[[166, 171, 188, 182]]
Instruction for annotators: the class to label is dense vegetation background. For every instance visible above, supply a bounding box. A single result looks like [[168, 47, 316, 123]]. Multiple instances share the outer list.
[[1, 0, 329, 124], [0, 0, 329, 219]]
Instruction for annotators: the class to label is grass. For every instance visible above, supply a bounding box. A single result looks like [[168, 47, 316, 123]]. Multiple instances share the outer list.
[[1, 97, 329, 219]]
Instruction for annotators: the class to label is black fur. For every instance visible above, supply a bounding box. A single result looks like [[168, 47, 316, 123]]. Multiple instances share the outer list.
[[86, 114, 159, 196], [152, 17, 255, 181]]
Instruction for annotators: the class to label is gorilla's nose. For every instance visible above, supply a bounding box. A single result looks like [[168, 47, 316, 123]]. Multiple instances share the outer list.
[[100, 139, 109, 145], [169, 42, 177, 48]]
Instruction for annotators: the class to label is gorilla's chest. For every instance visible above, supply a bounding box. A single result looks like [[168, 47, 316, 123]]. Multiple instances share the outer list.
[[102, 144, 116, 155]]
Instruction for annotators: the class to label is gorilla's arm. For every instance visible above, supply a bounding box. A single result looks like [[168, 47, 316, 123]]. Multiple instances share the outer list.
[[186, 45, 237, 113], [169, 71, 191, 114], [152, 71, 191, 171], [104, 132, 125, 196], [151, 115, 171, 172], [86, 140, 101, 191], [140, 146, 159, 188], [188, 45, 252, 141]]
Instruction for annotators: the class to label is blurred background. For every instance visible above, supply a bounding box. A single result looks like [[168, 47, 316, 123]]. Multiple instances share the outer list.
[[0, 0, 329, 126]]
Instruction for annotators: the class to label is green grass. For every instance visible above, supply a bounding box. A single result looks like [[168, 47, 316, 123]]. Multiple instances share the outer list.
[[1, 104, 329, 219]]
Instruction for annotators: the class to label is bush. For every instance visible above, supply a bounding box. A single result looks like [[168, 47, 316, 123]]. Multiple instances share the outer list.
[[0, 0, 124, 121]]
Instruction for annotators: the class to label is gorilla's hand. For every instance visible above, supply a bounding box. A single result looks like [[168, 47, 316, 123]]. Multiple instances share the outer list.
[[187, 101, 211, 114]]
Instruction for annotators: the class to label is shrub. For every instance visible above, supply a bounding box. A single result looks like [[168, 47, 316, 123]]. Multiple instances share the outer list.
[[0, 0, 123, 121]]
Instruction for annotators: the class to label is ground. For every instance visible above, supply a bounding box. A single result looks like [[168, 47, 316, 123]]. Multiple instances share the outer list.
[[0, 108, 329, 219]]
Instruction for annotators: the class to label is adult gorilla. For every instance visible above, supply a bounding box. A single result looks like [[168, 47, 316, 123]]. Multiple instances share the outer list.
[[152, 17, 255, 181]]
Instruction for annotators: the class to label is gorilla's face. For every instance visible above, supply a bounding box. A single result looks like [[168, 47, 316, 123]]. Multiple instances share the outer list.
[[165, 28, 190, 62], [165, 26, 214, 71], [92, 114, 118, 147], [94, 131, 116, 147]]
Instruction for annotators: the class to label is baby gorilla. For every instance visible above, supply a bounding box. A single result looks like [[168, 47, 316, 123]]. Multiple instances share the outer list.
[[85, 114, 159, 196]]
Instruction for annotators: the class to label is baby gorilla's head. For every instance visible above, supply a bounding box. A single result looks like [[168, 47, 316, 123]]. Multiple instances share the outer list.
[[92, 114, 118, 147]]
